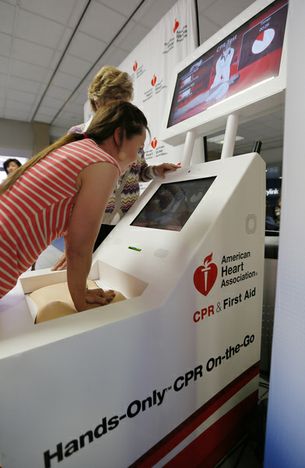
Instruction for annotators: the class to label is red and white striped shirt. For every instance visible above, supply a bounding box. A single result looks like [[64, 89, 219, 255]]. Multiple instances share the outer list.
[[0, 138, 120, 298]]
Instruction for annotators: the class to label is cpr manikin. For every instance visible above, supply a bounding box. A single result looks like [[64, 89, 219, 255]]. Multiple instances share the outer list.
[[29, 283, 126, 323]]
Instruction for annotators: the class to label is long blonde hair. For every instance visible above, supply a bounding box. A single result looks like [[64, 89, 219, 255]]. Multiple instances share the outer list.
[[88, 65, 133, 111], [0, 102, 148, 196]]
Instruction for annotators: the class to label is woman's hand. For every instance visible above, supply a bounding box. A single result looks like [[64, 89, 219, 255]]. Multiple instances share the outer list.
[[78, 288, 115, 311], [52, 253, 67, 271], [153, 162, 181, 178]]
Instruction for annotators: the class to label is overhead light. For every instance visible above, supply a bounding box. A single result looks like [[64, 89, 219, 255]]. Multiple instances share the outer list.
[[207, 134, 244, 145]]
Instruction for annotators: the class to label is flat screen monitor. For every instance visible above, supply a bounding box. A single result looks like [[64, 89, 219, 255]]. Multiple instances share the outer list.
[[131, 177, 216, 231], [167, 0, 288, 128]]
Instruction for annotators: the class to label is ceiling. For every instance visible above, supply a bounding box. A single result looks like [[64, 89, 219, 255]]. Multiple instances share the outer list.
[[0, 0, 284, 159]]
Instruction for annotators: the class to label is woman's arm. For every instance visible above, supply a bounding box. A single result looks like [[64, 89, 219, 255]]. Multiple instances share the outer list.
[[139, 154, 180, 181], [66, 162, 118, 311], [152, 162, 181, 178]]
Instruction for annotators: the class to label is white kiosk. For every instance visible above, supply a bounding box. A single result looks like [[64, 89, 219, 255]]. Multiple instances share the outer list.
[[0, 1, 288, 467]]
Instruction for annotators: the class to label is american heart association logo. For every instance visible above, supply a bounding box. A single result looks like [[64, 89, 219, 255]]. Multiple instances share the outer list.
[[133, 61, 138, 72], [173, 18, 180, 33], [151, 74, 157, 86], [151, 137, 158, 149], [193, 253, 218, 296]]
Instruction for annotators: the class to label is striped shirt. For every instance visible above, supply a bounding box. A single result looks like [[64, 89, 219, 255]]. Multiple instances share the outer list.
[[0, 138, 120, 298]]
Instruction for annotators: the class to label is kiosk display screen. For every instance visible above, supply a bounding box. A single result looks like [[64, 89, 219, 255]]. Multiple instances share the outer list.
[[131, 177, 216, 231], [167, 0, 288, 127]]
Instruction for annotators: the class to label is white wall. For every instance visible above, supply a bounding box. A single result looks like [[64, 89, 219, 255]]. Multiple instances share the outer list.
[[0, 118, 33, 158], [264, 1, 305, 466], [0, 118, 49, 158]]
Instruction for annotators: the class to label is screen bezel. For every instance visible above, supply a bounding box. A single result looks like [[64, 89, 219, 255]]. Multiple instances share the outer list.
[[167, 0, 288, 128]]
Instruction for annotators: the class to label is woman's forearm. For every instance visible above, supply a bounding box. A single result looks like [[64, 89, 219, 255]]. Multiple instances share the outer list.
[[66, 249, 91, 311]]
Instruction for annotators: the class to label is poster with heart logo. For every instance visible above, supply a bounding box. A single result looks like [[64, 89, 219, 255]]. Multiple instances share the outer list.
[[163, 18, 188, 54], [193, 253, 218, 296], [132, 60, 145, 79], [145, 137, 168, 160], [116, 0, 200, 169]]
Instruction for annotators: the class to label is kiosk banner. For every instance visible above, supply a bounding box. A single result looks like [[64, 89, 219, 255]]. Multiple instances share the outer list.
[[118, 0, 199, 168]]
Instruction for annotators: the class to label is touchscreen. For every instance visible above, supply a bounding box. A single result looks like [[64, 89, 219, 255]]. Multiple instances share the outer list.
[[131, 177, 216, 231]]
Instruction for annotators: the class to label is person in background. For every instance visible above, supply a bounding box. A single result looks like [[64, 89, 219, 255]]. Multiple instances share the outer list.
[[0, 102, 148, 312], [3, 158, 22, 175], [265, 199, 281, 232], [53, 66, 179, 270]]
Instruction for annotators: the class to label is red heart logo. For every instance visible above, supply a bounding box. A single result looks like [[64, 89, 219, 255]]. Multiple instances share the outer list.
[[151, 137, 158, 149], [173, 19, 180, 33], [193, 253, 218, 296], [151, 74, 157, 86], [133, 61, 138, 72]]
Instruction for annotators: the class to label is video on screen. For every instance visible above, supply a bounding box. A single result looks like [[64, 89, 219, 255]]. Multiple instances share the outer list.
[[167, 0, 288, 127], [131, 177, 216, 231]]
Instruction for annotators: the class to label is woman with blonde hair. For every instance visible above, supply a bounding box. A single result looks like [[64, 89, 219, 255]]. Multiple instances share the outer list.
[[88, 65, 134, 110], [54, 66, 179, 270], [0, 101, 148, 311]]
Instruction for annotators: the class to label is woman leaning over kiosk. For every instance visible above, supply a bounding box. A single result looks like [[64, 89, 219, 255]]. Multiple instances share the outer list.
[[0, 101, 148, 312]]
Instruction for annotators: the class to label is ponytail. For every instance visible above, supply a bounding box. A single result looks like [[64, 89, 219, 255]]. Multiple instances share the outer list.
[[0, 133, 85, 195], [0, 101, 148, 196]]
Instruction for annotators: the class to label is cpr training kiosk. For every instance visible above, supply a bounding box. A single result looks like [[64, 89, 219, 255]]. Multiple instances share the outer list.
[[0, 0, 287, 466]]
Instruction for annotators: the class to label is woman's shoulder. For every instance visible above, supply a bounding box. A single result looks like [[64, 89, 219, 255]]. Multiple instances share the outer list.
[[73, 139, 122, 174]]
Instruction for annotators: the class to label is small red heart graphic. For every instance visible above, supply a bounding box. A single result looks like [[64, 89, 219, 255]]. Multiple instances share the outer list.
[[257, 31, 265, 41], [173, 19, 180, 33], [193, 254, 218, 296], [133, 61, 138, 72], [151, 137, 158, 149], [151, 74, 157, 86]]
